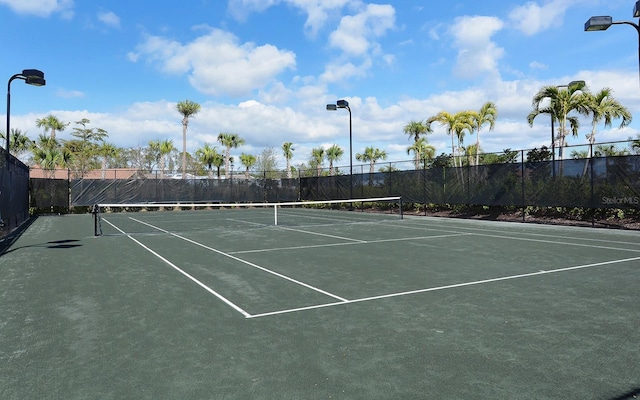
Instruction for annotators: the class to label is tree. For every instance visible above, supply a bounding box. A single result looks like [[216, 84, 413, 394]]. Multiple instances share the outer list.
[[196, 143, 220, 178], [176, 99, 201, 179], [97, 142, 119, 178], [158, 139, 175, 178], [0, 128, 33, 162], [256, 147, 280, 179], [403, 120, 430, 169], [239, 153, 257, 179], [356, 146, 387, 174], [526, 146, 552, 162], [32, 145, 72, 210], [406, 138, 435, 169], [64, 118, 108, 178], [469, 101, 497, 166], [217, 133, 244, 179], [325, 144, 344, 176], [527, 82, 590, 159], [310, 147, 325, 177], [584, 88, 631, 158], [212, 152, 225, 179], [427, 111, 473, 168], [35, 114, 68, 140], [282, 142, 294, 179]]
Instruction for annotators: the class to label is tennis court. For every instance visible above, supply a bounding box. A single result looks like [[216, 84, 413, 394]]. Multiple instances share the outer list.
[[1, 200, 639, 399]]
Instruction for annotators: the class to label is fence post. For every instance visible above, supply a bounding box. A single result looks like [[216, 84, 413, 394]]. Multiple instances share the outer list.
[[590, 149, 595, 227], [521, 150, 525, 222], [67, 168, 71, 213]]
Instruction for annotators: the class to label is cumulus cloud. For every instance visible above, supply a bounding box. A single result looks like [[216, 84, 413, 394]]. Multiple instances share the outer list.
[[328, 4, 395, 56], [508, 0, 571, 36], [449, 16, 504, 79], [0, 0, 73, 17], [128, 27, 296, 97]]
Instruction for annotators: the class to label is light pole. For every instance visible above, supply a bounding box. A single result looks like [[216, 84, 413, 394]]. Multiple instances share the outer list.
[[6, 69, 46, 162], [326, 99, 352, 201], [585, 1, 640, 85]]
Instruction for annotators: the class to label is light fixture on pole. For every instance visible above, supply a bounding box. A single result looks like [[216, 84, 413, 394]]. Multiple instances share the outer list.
[[326, 99, 352, 201], [585, 2, 640, 85], [6, 69, 46, 161]]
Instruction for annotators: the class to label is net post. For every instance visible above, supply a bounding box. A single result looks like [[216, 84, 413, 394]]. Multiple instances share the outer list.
[[91, 204, 102, 236], [399, 197, 403, 219], [274, 204, 278, 226]]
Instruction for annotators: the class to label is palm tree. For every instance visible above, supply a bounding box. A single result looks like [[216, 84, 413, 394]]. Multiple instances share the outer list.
[[325, 144, 344, 176], [403, 120, 430, 168], [427, 111, 473, 168], [35, 114, 68, 140], [584, 88, 631, 157], [407, 138, 436, 169], [355, 146, 387, 174], [469, 101, 497, 166], [196, 143, 220, 179], [0, 128, 33, 161], [97, 142, 119, 178], [311, 147, 325, 177], [239, 153, 257, 179], [527, 82, 590, 159], [158, 139, 175, 178], [282, 142, 294, 179], [176, 99, 201, 179], [32, 145, 71, 210], [217, 133, 245, 179]]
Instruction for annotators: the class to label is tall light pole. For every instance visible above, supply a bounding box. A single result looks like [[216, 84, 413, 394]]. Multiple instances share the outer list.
[[326, 99, 352, 200], [585, 1, 640, 85], [6, 69, 46, 162]]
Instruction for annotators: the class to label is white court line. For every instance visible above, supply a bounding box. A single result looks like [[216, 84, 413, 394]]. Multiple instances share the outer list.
[[277, 226, 367, 243], [247, 255, 640, 319], [399, 217, 640, 247], [393, 220, 640, 253], [101, 218, 251, 318], [230, 233, 472, 254], [128, 217, 349, 303]]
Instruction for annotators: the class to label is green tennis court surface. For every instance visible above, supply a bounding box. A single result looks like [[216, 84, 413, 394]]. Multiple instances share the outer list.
[[1, 209, 639, 399]]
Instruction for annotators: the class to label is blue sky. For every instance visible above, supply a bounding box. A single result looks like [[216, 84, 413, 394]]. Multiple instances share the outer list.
[[1, 0, 639, 169]]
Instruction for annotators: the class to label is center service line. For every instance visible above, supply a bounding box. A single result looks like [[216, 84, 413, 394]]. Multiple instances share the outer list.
[[129, 217, 349, 303], [101, 218, 251, 318]]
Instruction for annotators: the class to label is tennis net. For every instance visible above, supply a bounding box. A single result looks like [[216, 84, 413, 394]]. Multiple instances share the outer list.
[[92, 196, 403, 236]]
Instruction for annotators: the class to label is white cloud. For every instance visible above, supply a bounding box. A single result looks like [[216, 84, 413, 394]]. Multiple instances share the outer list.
[[128, 27, 296, 97], [56, 89, 85, 99], [97, 11, 120, 29], [449, 16, 504, 79], [320, 59, 371, 83], [529, 61, 548, 70], [508, 0, 571, 36], [228, 0, 350, 37], [0, 0, 73, 17], [329, 4, 395, 56]]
